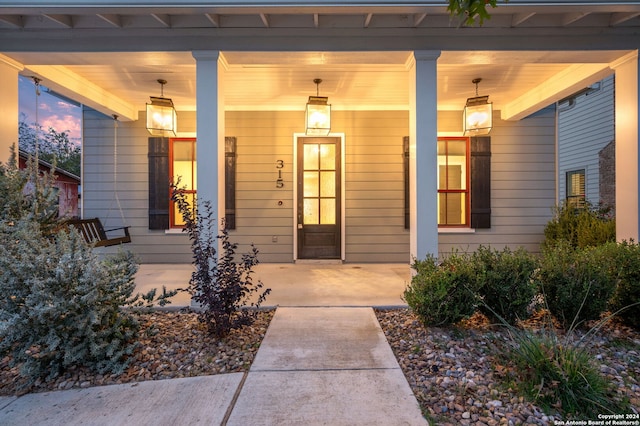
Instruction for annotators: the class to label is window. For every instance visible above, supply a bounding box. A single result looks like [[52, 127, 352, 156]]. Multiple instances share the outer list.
[[170, 138, 197, 227], [148, 136, 236, 230], [438, 137, 470, 226], [402, 135, 491, 230], [566, 169, 586, 208]]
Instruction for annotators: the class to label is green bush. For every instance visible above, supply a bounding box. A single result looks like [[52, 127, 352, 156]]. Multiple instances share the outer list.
[[537, 242, 616, 329], [503, 329, 627, 418], [543, 201, 615, 250], [471, 246, 538, 325], [600, 241, 640, 330], [404, 253, 478, 326]]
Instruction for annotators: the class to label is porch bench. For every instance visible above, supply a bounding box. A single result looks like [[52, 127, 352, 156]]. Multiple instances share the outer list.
[[65, 218, 131, 247]]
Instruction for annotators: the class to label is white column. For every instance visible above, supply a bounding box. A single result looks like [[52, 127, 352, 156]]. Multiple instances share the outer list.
[[0, 56, 22, 164], [192, 50, 225, 227], [409, 51, 441, 261], [613, 51, 639, 242]]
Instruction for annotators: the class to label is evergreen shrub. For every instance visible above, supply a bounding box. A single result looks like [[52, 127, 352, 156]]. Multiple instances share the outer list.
[[601, 240, 640, 330], [404, 253, 478, 326], [471, 246, 538, 325], [0, 148, 163, 382], [543, 201, 615, 249], [536, 242, 616, 329]]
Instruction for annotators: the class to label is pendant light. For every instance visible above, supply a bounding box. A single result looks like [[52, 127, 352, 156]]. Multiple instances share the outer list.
[[305, 78, 331, 136], [146, 79, 177, 137], [463, 78, 492, 136]]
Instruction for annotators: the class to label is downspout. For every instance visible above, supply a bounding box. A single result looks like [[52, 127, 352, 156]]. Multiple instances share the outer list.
[[554, 102, 560, 205]]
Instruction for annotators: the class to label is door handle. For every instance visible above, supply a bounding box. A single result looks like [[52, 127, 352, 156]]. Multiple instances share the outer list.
[[298, 224, 303, 229]]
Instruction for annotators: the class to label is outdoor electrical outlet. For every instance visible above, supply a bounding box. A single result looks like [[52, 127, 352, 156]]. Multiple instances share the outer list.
[[272, 236, 278, 243]]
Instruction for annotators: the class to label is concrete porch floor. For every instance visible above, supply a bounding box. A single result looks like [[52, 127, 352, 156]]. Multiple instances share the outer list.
[[134, 263, 411, 308]]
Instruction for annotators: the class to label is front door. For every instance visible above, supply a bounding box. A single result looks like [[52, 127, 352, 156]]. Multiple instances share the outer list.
[[297, 137, 341, 259]]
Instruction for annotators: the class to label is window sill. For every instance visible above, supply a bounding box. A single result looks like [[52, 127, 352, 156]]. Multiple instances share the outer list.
[[438, 228, 476, 234], [164, 228, 185, 234]]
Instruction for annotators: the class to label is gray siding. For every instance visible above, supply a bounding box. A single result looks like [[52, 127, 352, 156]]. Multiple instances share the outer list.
[[557, 74, 615, 204], [83, 107, 556, 263], [438, 107, 557, 255]]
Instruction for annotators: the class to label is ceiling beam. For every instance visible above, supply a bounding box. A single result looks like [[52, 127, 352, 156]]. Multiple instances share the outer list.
[[96, 14, 121, 28], [0, 15, 23, 28], [43, 14, 72, 28], [24, 65, 138, 122], [205, 13, 220, 27], [502, 63, 613, 121]]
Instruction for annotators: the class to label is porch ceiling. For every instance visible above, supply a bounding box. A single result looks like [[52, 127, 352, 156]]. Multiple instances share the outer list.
[[3, 49, 629, 123], [1, 1, 638, 122]]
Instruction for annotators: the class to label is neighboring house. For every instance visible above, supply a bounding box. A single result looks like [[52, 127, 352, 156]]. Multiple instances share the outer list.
[[18, 150, 81, 218], [557, 75, 616, 210], [0, 1, 639, 264]]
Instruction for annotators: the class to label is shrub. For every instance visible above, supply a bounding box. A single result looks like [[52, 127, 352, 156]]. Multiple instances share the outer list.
[[0, 149, 170, 383], [172, 183, 270, 338], [543, 201, 615, 250], [0, 219, 141, 382], [537, 242, 616, 329], [503, 328, 627, 418], [404, 253, 478, 326], [601, 240, 640, 330], [471, 246, 538, 325]]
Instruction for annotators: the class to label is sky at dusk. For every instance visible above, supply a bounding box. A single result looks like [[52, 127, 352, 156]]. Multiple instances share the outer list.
[[18, 75, 82, 144]]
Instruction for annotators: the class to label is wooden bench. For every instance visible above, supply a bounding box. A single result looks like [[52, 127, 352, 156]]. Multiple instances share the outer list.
[[66, 218, 131, 247]]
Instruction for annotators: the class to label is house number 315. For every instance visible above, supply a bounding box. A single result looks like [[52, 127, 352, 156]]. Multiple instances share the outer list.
[[276, 160, 284, 188]]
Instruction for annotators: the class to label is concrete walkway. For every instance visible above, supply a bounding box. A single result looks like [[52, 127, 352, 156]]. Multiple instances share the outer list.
[[0, 265, 427, 425]]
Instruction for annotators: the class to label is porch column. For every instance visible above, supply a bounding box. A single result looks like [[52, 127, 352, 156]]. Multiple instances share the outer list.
[[0, 56, 21, 164], [192, 50, 225, 226], [613, 51, 639, 242], [409, 51, 441, 261]]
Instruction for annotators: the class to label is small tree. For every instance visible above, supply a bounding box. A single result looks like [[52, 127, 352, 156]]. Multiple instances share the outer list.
[[447, 0, 506, 26], [171, 182, 270, 337]]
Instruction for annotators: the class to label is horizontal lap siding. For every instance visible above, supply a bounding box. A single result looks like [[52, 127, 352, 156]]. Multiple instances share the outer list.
[[438, 107, 557, 256], [226, 111, 298, 263], [82, 108, 194, 263], [557, 75, 615, 204], [336, 111, 409, 262], [83, 107, 555, 263]]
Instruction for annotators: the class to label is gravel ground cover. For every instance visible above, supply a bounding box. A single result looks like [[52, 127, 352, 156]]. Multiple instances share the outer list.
[[1, 306, 638, 426], [375, 308, 640, 426], [0, 309, 273, 396]]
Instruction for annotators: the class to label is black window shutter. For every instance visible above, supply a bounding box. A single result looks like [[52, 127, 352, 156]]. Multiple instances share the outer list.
[[148, 137, 170, 230], [470, 136, 491, 229], [225, 137, 237, 230], [403, 136, 410, 229]]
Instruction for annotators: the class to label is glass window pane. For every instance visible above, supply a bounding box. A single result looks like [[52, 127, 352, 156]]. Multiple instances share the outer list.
[[174, 161, 193, 189], [304, 198, 319, 224], [320, 171, 335, 197], [173, 193, 195, 226], [304, 144, 319, 170], [304, 171, 319, 197], [438, 193, 465, 225], [320, 199, 335, 224], [173, 141, 193, 161], [320, 144, 335, 170]]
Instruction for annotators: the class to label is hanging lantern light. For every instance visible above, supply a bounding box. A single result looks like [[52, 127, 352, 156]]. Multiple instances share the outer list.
[[146, 79, 177, 137], [305, 78, 331, 136], [463, 78, 492, 136]]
